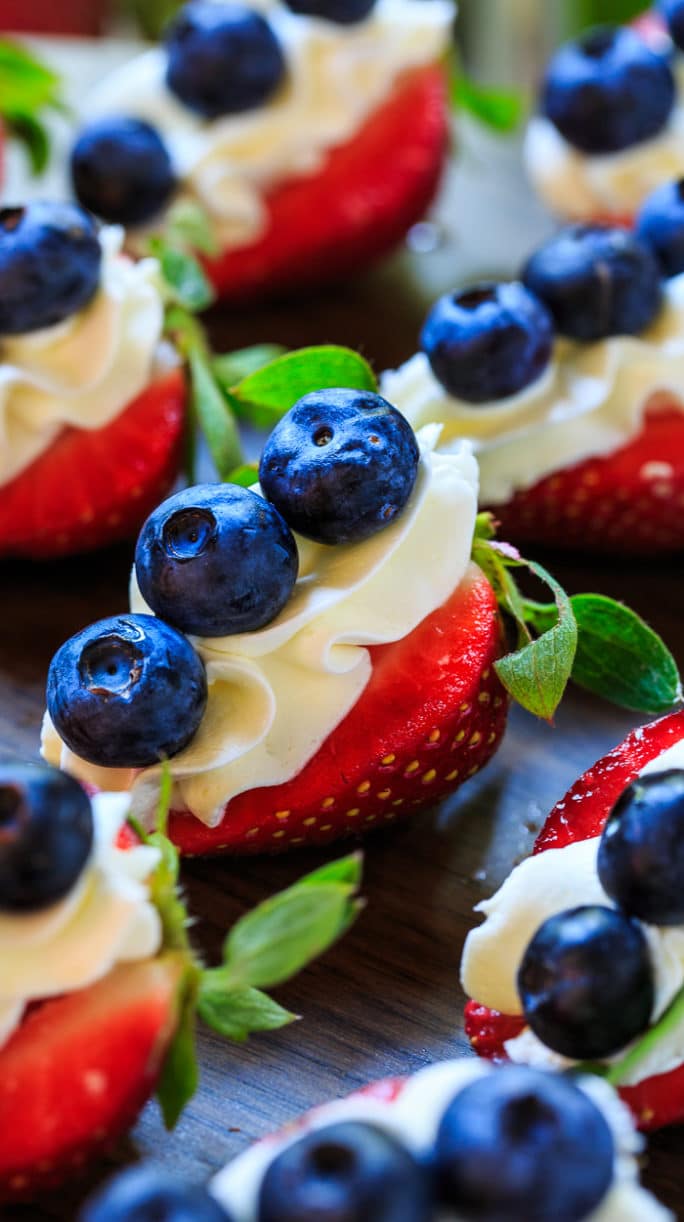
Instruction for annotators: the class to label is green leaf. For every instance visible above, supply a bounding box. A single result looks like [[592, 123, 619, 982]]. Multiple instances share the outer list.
[[225, 463, 259, 488], [452, 72, 525, 133], [0, 41, 64, 174], [494, 560, 578, 722], [189, 347, 243, 479], [164, 199, 220, 256], [149, 237, 215, 313], [156, 966, 200, 1129], [7, 114, 50, 175], [605, 981, 684, 1089], [298, 852, 363, 889], [221, 856, 364, 991], [213, 344, 288, 396], [197, 978, 296, 1041], [231, 346, 377, 430]]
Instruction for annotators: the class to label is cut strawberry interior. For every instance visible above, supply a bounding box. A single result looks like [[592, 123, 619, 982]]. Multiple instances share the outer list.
[[170, 563, 507, 855], [204, 63, 449, 302]]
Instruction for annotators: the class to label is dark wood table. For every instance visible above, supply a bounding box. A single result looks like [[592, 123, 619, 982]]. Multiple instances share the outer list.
[[2, 128, 684, 1219]]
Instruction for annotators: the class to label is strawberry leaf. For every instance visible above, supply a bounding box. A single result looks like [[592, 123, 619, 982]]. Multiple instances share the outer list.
[[226, 463, 259, 488], [605, 980, 684, 1089], [156, 964, 200, 1130], [150, 237, 215, 313], [451, 71, 525, 133], [164, 199, 220, 257], [197, 980, 297, 1041], [189, 347, 243, 479], [0, 41, 64, 173], [230, 345, 377, 429], [213, 344, 288, 398], [494, 560, 578, 722]]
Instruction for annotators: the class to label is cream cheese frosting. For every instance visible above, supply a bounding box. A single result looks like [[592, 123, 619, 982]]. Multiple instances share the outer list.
[[461, 738, 684, 1088], [84, 0, 454, 250], [42, 428, 479, 827], [0, 791, 162, 1051], [210, 1059, 671, 1222], [0, 226, 165, 490], [380, 274, 684, 506]]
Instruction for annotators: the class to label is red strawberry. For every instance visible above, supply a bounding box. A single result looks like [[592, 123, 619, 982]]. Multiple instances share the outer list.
[[0, 0, 109, 34], [203, 64, 449, 303], [464, 708, 684, 1131], [170, 563, 507, 855], [492, 398, 684, 554], [0, 369, 186, 560], [0, 954, 183, 1202]]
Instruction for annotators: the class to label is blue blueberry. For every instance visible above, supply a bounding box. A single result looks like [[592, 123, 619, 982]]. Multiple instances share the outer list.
[[435, 1066, 614, 1222], [523, 225, 663, 341], [283, 0, 375, 25], [541, 25, 675, 154], [259, 389, 420, 545], [518, 905, 654, 1060], [71, 117, 176, 227], [598, 770, 684, 926], [47, 614, 207, 769], [636, 179, 684, 277], [0, 763, 93, 913], [81, 1165, 233, 1222], [659, 0, 684, 52], [420, 282, 554, 403], [257, 1121, 433, 1222], [165, 2, 286, 119], [0, 201, 101, 336], [135, 484, 299, 638]]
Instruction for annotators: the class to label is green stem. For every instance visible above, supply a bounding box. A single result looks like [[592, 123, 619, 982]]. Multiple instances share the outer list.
[[605, 983, 684, 1087]]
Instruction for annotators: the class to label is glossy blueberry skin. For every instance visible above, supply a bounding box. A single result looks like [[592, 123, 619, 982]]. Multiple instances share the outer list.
[[258, 1121, 433, 1222], [47, 614, 207, 770], [523, 225, 663, 342], [0, 201, 101, 336], [259, 389, 420, 545], [165, 2, 286, 119], [659, 0, 684, 52], [81, 1165, 233, 1222], [71, 117, 176, 227], [420, 282, 554, 403], [435, 1065, 614, 1222], [518, 904, 654, 1061], [135, 484, 299, 638], [283, 0, 375, 24], [541, 25, 675, 154], [598, 769, 684, 926], [636, 179, 684, 277], [0, 763, 93, 913]]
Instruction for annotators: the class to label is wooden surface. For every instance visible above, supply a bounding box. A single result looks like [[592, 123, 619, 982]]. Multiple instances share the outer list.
[[2, 119, 684, 1219]]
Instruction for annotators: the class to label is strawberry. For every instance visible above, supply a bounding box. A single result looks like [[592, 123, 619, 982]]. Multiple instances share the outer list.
[[492, 398, 684, 554], [169, 563, 508, 856], [0, 369, 186, 560], [0, 0, 109, 34], [203, 64, 449, 303], [464, 708, 684, 1131]]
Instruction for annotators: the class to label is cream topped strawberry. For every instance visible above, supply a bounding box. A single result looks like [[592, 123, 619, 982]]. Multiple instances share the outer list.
[[68, 0, 453, 302]]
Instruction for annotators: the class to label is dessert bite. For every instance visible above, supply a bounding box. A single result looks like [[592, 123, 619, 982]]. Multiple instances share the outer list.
[[0, 201, 186, 559], [85, 1059, 672, 1221], [68, 0, 453, 302], [0, 759, 362, 1199], [382, 222, 684, 552], [462, 708, 684, 1132]]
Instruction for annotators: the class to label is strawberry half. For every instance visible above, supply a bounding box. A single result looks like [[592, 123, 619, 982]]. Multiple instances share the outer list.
[[203, 64, 449, 303], [0, 0, 109, 34], [492, 399, 684, 554], [0, 368, 186, 560], [464, 708, 684, 1131], [170, 563, 507, 855]]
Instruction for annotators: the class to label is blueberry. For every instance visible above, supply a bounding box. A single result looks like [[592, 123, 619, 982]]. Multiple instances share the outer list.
[[0, 763, 93, 913], [420, 282, 554, 403], [135, 484, 299, 638], [81, 1165, 233, 1222], [257, 1121, 433, 1222], [435, 1065, 614, 1222], [47, 614, 207, 769], [283, 0, 375, 25], [71, 118, 176, 227], [259, 389, 420, 545], [0, 201, 101, 335], [165, 2, 286, 119], [541, 25, 675, 154], [523, 225, 663, 341], [518, 905, 654, 1060], [636, 179, 684, 277], [659, 0, 684, 51], [598, 769, 684, 926]]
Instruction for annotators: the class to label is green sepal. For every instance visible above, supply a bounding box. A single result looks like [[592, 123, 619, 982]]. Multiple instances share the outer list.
[[605, 982, 684, 1089], [0, 41, 64, 174], [150, 237, 216, 313], [494, 560, 577, 723], [229, 345, 377, 430], [225, 463, 260, 488], [156, 961, 201, 1130], [197, 979, 297, 1042]]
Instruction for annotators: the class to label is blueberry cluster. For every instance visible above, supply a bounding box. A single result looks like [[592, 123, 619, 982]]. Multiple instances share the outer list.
[[47, 390, 419, 770], [518, 769, 684, 1061], [71, 0, 377, 227]]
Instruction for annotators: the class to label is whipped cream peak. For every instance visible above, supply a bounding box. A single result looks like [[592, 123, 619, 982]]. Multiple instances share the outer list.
[[0, 225, 165, 489]]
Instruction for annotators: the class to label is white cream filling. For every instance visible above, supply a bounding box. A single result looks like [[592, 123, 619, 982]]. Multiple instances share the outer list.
[[0, 226, 166, 490], [0, 791, 162, 1050], [461, 738, 684, 1088], [42, 428, 479, 828], [380, 274, 684, 505], [210, 1059, 671, 1222], [84, 0, 453, 250]]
